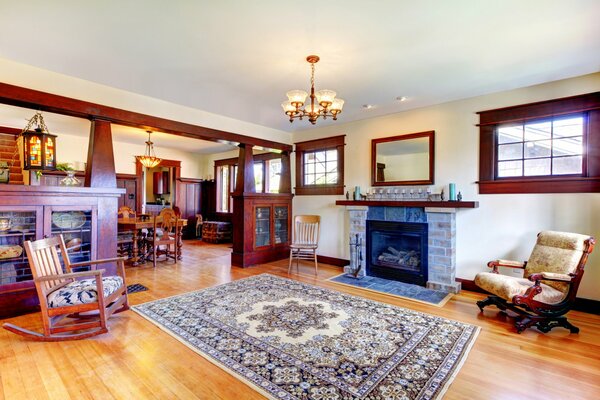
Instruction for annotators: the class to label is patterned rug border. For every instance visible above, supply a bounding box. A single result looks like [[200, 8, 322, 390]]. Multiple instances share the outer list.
[[132, 273, 480, 400], [326, 273, 453, 308]]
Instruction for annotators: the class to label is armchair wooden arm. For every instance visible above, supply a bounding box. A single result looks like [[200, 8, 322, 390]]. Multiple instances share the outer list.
[[68, 257, 126, 278], [487, 259, 527, 273], [528, 272, 575, 283]]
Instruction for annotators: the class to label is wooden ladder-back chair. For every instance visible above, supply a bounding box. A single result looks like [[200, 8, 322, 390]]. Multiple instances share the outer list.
[[3, 235, 129, 341], [117, 206, 136, 258], [146, 208, 180, 268], [288, 215, 321, 275], [475, 231, 595, 333]]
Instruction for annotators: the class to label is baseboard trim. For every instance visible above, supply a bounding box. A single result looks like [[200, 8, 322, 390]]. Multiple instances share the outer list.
[[456, 278, 600, 315], [317, 255, 349, 268]]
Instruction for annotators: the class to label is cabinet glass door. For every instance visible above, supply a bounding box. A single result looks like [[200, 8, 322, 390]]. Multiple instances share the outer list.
[[255, 207, 271, 247], [0, 210, 37, 284], [274, 206, 288, 245], [50, 209, 94, 268]]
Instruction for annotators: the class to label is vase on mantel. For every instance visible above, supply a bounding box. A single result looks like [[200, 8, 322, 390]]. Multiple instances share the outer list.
[[60, 170, 80, 186]]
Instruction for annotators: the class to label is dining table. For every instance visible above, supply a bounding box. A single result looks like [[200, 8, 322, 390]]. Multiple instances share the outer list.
[[118, 216, 188, 266]]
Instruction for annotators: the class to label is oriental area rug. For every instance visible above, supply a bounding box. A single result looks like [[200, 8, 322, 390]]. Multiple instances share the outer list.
[[133, 274, 479, 400]]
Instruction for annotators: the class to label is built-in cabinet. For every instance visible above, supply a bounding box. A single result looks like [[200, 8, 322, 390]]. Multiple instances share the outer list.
[[0, 185, 122, 318], [232, 193, 292, 267]]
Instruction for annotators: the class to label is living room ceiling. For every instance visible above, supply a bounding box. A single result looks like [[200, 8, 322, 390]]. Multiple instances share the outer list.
[[0, 1, 598, 133]]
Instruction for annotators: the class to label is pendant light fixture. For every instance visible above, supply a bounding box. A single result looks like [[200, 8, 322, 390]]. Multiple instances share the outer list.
[[136, 131, 162, 168], [281, 55, 344, 125]]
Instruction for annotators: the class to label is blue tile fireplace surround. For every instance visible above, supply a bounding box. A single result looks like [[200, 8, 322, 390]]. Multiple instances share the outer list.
[[343, 205, 462, 293]]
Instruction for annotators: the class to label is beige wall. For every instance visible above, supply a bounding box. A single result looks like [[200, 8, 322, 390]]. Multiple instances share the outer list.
[[292, 72, 600, 300], [57, 132, 205, 178]]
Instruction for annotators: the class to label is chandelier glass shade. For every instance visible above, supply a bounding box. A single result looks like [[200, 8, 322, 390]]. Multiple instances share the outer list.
[[136, 131, 162, 168], [282, 55, 344, 125]]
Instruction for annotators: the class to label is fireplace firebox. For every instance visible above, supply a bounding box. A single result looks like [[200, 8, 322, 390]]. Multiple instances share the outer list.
[[366, 220, 428, 286]]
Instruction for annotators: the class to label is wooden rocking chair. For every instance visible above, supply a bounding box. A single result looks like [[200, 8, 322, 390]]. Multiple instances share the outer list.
[[475, 231, 595, 333], [3, 235, 129, 341]]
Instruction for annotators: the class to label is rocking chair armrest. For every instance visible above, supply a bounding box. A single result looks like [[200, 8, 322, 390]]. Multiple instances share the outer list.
[[487, 259, 526, 273], [35, 269, 105, 282], [68, 257, 126, 269], [528, 272, 575, 283]]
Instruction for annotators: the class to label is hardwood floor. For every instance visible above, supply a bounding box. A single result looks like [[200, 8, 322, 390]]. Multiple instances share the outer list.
[[1, 240, 600, 399]]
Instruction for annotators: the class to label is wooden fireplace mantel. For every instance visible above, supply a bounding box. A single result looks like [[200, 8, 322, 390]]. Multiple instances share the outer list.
[[335, 200, 479, 208]]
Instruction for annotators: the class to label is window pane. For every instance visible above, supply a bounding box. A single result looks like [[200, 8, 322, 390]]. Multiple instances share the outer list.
[[498, 125, 523, 144], [305, 162, 315, 175], [315, 162, 325, 173], [498, 143, 522, 160], [554, 116, 583, 138], [497, 160, 522, 177], [315, 151, 326, 163], [254, 163, 263, 192], [314, 173, 326, 184], [326, 149, 337, 161], [305, 152, 315, 162], [524, 121, 551, 141], [268, 159, 281, 193], [524, 158, 551, 176], [553, 156, 583, 175], [326, 172, 338, 184], [553, 137, 582, 156], [524, 140, 551, 158], [304, 173, 314, 185]]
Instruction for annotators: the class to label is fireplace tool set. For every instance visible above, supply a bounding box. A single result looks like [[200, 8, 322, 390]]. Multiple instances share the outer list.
[[348, 233, 363, 278]]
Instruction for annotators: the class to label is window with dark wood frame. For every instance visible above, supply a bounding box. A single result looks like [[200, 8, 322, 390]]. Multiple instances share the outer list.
[[214, 152, 283, 212], [294, 135, 345, 195], [477, 92, 600, 194]]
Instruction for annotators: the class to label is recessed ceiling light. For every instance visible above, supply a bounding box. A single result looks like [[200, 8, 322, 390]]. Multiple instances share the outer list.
[[396, 96, 408, 102], [362, 104, 374, 109]]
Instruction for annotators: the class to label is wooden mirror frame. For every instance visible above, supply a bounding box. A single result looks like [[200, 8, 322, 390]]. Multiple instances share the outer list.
[[371, 131, 435, 186]]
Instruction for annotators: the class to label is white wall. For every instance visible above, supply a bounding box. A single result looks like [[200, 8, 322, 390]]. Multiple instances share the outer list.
[[292, 72, 600, 300]]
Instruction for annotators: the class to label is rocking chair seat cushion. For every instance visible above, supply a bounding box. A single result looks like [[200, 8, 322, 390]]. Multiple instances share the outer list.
[[474, 272, 566, 305], [47, 276, 124, 308]]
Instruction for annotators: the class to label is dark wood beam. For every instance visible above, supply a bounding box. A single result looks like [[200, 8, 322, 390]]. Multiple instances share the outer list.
[[0, 82, 293, 152], [85, 120, 117, 188], [234, 144, 256, 194]]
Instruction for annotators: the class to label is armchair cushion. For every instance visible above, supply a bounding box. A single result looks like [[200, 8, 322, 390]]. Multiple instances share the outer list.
[[47, 276, 124, 308], [524, 231, 589, 293], [474, 272, 566, 305]]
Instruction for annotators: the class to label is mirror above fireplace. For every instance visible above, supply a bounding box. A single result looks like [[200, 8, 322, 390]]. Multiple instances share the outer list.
[[371, 131, 435, 186]]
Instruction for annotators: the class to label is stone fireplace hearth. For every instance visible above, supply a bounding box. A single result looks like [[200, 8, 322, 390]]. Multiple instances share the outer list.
[[344, 205, 462, 293]]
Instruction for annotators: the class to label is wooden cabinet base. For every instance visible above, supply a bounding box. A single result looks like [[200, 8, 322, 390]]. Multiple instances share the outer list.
[[232, 246, 290, 268]]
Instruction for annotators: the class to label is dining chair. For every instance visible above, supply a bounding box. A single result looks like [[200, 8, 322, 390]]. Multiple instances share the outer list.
[[117, 206, 136, 259], [288, 215, 321, 275], [3, 235, 129, 341], [146, 208, 180, 267]]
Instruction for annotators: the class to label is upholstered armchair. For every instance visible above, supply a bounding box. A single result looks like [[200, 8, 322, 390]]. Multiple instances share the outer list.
[[475, 231, 595, 333]]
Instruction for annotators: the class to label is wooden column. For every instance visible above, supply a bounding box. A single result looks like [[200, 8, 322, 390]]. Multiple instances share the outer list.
[[279, 151, 291, 193], [85, 119, 117, 188], [234, 143, 255, 194]]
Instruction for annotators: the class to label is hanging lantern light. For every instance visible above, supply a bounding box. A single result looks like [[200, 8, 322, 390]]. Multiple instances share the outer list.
[[22, 112, 57, 171]]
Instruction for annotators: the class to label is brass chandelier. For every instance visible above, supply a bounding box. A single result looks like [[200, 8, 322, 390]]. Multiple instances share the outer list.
[[281, 55, 344, 125], [136, 131, 162, 168]]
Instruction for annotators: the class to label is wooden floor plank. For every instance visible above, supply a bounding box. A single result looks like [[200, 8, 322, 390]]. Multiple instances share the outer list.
[[1, 240, 599, 400]]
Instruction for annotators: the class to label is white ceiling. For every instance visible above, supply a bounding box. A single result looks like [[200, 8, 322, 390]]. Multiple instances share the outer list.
[[0, 0, 599, 135]]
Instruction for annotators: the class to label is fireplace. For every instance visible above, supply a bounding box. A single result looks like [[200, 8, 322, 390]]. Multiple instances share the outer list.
[[366, 220, 428, 286]]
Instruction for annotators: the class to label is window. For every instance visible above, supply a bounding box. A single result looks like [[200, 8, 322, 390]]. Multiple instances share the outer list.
[[478, 92, 600, 194], [496, 115, 584, 178], [295, 135, 345, 195], [215, 153, 284, 212]]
